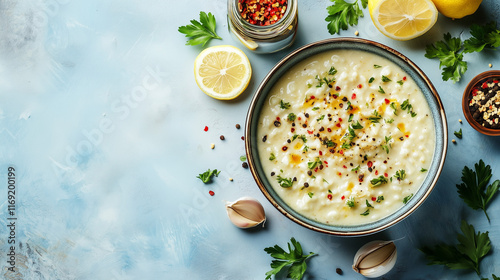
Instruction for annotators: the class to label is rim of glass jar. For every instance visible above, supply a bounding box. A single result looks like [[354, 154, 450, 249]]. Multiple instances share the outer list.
[[229, 0, 297, 39]]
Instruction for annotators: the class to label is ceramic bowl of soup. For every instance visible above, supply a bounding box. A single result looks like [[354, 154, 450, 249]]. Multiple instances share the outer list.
[[245, 38, 447, 236]]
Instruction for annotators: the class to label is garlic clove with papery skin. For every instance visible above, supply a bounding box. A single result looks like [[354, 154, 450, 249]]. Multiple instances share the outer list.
[[352, 240, 397, 278], [225, 197, 266, 229]]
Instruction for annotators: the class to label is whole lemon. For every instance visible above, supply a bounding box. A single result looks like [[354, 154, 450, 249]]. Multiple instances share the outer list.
[[431, 0, 482, 19]]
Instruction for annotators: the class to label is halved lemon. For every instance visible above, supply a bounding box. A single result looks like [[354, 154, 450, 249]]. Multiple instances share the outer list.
[[194, 45, 252, 100], [368, 0, 438, 41]]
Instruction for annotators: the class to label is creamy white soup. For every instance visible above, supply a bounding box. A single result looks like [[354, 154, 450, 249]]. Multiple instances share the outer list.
[[257, 49, 435, 226]]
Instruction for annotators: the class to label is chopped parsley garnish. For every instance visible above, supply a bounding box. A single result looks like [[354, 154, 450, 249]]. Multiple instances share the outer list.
[[329, 66, 338, 75], [371, 175, 388, 187], [403, 193, 413, 204], [352, 120, 364, 129], [307, 157, 323, 169], [421, 168, 428, 172], [360, 209, 370, 216], [347, 197, 355, 208], [280, 100, 291, 109], [366, 199, 374, 208], [303, 145, 309, 152], [397, 80, 404, 85], [322, 138, 336, 148], [277, 175, 294, 188], [325, 0, 368, 35], [381, 75, 391, 82], [323, 178, 329, 184], [269, 153, 276, 161], [264, 237, 316, 280], [312, 107, 320, 111], [287, 113, 297, 122], [376, 196, 384, 203], [454, 129, 463, 139], [352, 165, 360, 172], [374, 64, 382, 68], [308, 192, 314, 198], [395, 169, 406, 181], [401, 99, 417, 117], [197, 169, 221, 183], [378, 86, 385, 94], [456, 159, 500, 222], [385, 118, 395, 124], [368, 77, 375, 83], [240, 155, 247, 162], [317, 115, 325, 121], [369, 110, 382, 123], [381, 136, 392, 154], [390, 102, 398, 115], [341, 142, 352, 149]]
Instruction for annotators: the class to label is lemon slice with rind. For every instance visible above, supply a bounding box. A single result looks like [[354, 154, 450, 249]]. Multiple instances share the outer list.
[[194, 45, 252, 100], [369, 0, 438, 41]]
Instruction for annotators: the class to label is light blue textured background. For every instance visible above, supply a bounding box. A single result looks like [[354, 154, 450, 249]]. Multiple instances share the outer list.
[[0, 0, 499, 279]]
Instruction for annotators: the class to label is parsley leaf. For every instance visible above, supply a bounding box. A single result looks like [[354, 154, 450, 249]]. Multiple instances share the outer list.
[[425, 33, 467, 83], [178, 12, 222, 46], [454, 128, 463, 139], [420, 220, 491, 276], [280, 100, 291, 109], [464, 22, 500, 53], [403, 193, 413, 204], [196, 169, 221, 183], [277, 175, 294, 188], [307, 157, 323, 169], [325, 0, 368, 35], [370, 175, 388, 187], [264, 238, 317, 280], [456, 160, 500, 222]]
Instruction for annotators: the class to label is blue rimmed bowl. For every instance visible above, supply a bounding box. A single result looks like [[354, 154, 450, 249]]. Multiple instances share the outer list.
[[245, 38, 448, 236]]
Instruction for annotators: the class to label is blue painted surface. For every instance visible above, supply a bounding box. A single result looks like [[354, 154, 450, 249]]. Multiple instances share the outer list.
[[0, 0, 499, 279]]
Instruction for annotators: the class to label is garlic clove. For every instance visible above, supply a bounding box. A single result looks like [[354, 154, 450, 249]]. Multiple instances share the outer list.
[[225, 197, 266, 229], [352, 240, 397, 278]]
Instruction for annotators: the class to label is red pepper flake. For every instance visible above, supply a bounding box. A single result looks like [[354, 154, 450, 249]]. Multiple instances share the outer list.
[[335, 86, 341, 91], [241, 136, 245, 140], [351, 93, 357, 99], [291, 128, 295, 133], [472, 88, 478, 96], [336, 123, 341, 128], [339, 150, 344, 155], [314, 167, 319, 172], [276, 116, 280, 121], [403, 76, 407, 81], [204, 126, 209, 132], [367, 161, 373, 168], [298, 117, 302, 121], [327, 194, 333, 200], [307, 130, 314, 134], [311, 95, 316, 100], [328, 127, 332, 132], [209, 190, 215, 196], [384, 172, 388, 177], [384, 98, 390, 104], [339, 118, 343, 122], [338, 172, 342, 176], [324, 161, 329, 165], [341, 195, 345, 200], [357, 84, 362, 89], [319, 151, 323, 156], [342, 165, 347, 168], [482, 82, 488, 89], [375, 170, 379, 175], [405, 134, 409, 138], [371, 197, 376, 201]]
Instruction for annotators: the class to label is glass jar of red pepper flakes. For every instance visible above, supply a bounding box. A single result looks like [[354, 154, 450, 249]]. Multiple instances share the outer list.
[[227, 0, 298, 53]]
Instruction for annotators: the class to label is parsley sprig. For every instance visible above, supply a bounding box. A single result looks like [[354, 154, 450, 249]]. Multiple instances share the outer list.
[[425, 22, 500, 82], [264, 238, 317, 280], [325, 0, 368, 35], [178, 12, 222, 46], [420, 220, 491, 276], [196, 169, 220, 183], [456, 160, 500, 222]]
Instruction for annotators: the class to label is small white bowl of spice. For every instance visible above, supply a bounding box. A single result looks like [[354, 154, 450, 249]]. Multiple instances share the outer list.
[[463, 70, 500, 136]]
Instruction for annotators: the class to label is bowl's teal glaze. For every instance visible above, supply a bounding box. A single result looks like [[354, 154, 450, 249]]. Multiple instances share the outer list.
[[245, 38, 448, 236]]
